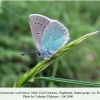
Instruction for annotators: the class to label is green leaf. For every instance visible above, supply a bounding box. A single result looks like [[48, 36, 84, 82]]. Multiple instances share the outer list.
[[35, 77, 100, 87], [13, 31, 100, 87]]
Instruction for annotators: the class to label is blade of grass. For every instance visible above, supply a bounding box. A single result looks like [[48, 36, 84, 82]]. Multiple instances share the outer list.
[[13, 31, 100, 87], [35, 77, 100, 87]]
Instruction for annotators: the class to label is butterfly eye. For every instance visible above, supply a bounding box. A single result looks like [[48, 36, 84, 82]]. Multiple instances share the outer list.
[[36, 52, 41, 56], [44, 26, 45, 28], [38, 23, 39, 24], [41, 24, 42, 26], [35, 22, 36, 24], [37, 32, 40, 34]]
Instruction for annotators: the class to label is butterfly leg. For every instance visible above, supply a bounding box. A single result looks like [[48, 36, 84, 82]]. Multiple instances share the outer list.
[[44, 57, 50, 60], [48, 51, 58, 57]]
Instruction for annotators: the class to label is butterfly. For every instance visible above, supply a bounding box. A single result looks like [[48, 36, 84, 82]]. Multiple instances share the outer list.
[[29, 14, 70, 60]]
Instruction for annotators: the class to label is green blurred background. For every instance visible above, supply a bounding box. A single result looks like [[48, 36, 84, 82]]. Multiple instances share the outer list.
[[0, 1, 100, 87]]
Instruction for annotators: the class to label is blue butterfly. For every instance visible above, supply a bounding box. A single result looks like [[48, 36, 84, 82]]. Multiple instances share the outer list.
[[29, 14, 70, 60]]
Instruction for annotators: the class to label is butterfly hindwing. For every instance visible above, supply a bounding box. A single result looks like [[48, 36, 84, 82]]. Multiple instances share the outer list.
[[41, 20, 69, 53]]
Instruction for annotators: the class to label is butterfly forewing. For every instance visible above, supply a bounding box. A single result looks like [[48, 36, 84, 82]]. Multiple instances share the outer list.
[[29, 14, 51, 51]]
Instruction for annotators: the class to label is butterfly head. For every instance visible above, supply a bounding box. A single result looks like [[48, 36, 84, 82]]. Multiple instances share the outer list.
[[36, 50, 53, 60]]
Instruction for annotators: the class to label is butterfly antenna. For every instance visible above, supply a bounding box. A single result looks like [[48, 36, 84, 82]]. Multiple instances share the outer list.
[[20, 51, 36, 56]]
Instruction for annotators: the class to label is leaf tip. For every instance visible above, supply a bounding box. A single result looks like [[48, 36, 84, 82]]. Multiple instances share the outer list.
[[92, 30, 100, 34]]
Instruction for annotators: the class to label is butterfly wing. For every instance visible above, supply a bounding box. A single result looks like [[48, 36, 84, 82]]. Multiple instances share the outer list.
[[41, 20, 70, 54], [29, 14, 51, 51]]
